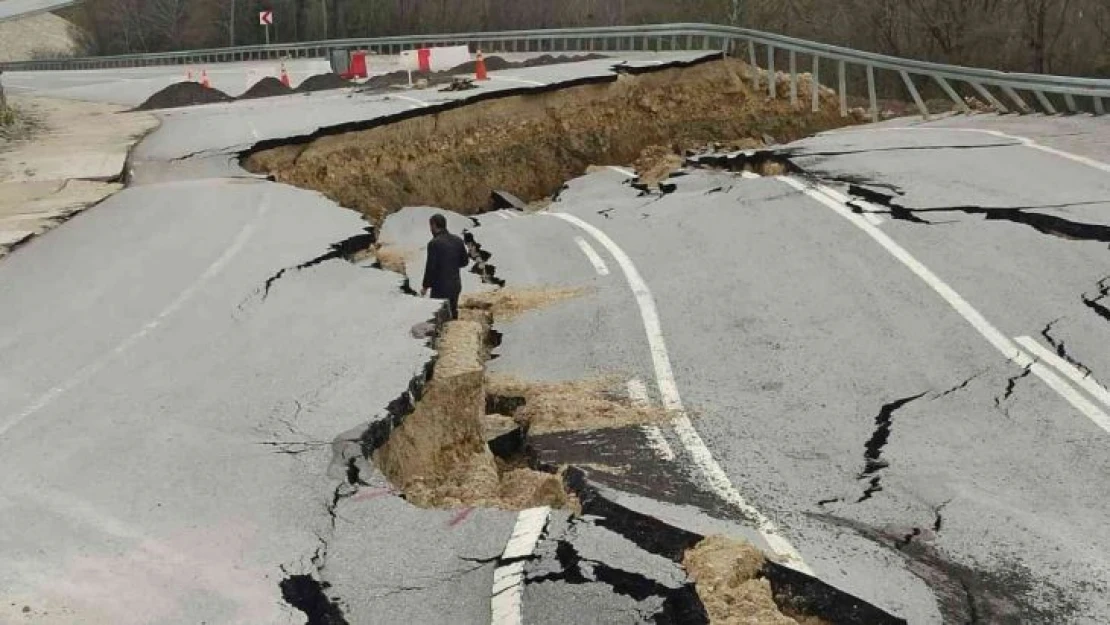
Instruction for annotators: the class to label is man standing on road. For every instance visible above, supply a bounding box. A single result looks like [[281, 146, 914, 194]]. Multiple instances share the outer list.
[[422, 214, 470, 319]]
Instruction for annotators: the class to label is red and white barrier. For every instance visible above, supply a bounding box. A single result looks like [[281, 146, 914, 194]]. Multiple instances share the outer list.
[[399, 45, 471, 73]]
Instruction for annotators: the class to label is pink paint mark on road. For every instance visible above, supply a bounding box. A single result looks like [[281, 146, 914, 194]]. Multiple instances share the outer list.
[[351, 487, 393, 503], [448, 507, 474, 528]]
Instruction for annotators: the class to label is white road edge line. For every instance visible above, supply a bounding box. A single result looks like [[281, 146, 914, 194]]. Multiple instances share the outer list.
[[626, 378, 650, 406], [0, 196, 271, 438], [390, 93, 430, 108], [628, 378, 676, 462], [607, 166, 637, 178], [491, 506, 551, 625], [546, 212, 811, 573], [489, 75, 547, 86], [832, 126, 1110, 175], [740, 171, 762, 180], [574, 236, 610, 276], [779, 175, 1110, 434], [495, 212, 511, 220], [806, 182, 885, 226], [1015, 336, 1110, 412]]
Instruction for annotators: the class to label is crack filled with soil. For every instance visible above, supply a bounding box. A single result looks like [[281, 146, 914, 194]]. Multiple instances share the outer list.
[[242, 56, 859, 225]]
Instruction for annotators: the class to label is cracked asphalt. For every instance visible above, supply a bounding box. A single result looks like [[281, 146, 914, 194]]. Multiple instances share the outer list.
[[4, 48, 1110, 624]]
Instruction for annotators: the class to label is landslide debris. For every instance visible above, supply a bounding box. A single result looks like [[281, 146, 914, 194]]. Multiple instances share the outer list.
[[487, 375, 669, 435], [684, 535, 829, 625], [296, 73, 354, 93], [461, 286, 587, 320], [370, 290, 665, 509], [245, 57, 857, 223]]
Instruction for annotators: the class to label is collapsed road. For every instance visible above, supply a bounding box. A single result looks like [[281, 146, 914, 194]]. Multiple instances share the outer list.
[[1, 46, 1109, 625]]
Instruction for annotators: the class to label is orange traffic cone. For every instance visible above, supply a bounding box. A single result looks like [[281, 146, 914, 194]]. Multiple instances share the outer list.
[[475, 50, 489, 81], [200, 69, 211, 89], [280, 62, 291, 88]]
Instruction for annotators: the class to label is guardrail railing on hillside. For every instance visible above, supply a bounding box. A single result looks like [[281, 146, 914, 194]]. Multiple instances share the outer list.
[[4, 23, 1108, 120]]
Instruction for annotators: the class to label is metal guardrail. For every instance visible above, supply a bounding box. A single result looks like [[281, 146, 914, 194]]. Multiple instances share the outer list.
[[4, 22, 1109, 119]]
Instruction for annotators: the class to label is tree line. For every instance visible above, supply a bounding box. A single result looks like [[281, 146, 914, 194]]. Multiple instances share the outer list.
[[61, 0, 1110, 77]]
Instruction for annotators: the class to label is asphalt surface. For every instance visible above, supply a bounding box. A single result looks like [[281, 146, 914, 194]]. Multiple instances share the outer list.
[[4, 46, 1110, 623], [470, 125, 1110, 623]]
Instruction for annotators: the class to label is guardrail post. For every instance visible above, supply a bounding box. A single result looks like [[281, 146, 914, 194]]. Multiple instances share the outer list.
[[811, 55, 821, 112], [702, 35, 710, 50], [899, 70, 930, 120], [1095, 96, 1105, 116], [1033, 90, 1058, 115], [933, 75, 972, 114], [838, 60, 848, 117], [867, 64, 879, 122], [1000, 85, 1032, 114], [748, 40, 759, 91], [1062, 93, 1078, 113], [789, 50, 798, 107], [670, 35, 677, 50], [768, 45, 776, 98]]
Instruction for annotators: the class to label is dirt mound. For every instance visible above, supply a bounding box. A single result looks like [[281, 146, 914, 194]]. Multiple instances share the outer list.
[[246, 57, 862, 224], [134, 82, 233, 111], [294, 73, 353, 93], [522, 53, 609, 67], [239, 76, 294, 100], [684, 536, 806, 625]]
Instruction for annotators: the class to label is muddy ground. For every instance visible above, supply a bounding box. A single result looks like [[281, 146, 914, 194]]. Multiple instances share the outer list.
[[244, 57, 862, 224]]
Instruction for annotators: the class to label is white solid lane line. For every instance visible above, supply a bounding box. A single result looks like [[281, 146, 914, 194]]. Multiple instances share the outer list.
[[547, 212, 811, 573], [1016, 336, 1110, 411], [628, 378, 676, 462], [574, 236, 610, 276], [490, 506, 551, 625], [607, 166, 637, 178], [489, 75, 546, 86], [780, 175, 1110, 435], [805, 182, 885, 226]]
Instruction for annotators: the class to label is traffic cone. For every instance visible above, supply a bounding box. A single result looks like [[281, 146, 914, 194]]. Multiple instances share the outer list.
[[280, 61, 291, 88], [200, 69, 211, 89], [475, 50, 489, 81]]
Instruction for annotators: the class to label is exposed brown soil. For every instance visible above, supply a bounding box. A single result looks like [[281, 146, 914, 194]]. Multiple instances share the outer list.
[[245, 57, 861, 224], [683, 535, 803, 625], [372, 315, 577, 510], [634, 145, 685, 188], [295, 73, 353, 93], [461, 286, 587, 320], [134, 82, 233, 111], [371, 242, 410, 275], [239, 76, 295, 100], [487, 374, 670, 435]]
